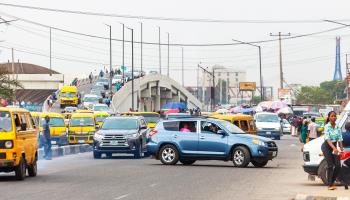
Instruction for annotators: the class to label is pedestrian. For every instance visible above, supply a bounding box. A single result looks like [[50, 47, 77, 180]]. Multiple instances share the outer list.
[[89, 72, 93, 84], [342, 122, 350, 148], [99, 70, 104, 78], [300, 117, 308, 144], [105, 97, 111, 107], [116, 82, 121, 91], [321, 111, 344, 190], [43, 115, 52, 160], [307, 117, 318, 142]]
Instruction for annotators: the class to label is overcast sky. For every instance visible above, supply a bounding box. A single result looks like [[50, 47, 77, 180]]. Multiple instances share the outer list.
[[0, 0, 350, 93]]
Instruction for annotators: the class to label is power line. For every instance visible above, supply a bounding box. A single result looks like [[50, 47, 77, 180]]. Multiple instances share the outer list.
[[0, 11, 348, 47], [0, 2, 340, 24]]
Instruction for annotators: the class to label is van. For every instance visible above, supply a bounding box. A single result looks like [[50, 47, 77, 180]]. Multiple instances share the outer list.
[[38, 113, 68, 146], [121, 112, 160, 128], [254, 112, 283, 140], [94, 111, 110, 127], [0, 107, 38, 180], [60, 86, 78, 108], [68, 113, 97, 144], [210, 114, 257, 134]]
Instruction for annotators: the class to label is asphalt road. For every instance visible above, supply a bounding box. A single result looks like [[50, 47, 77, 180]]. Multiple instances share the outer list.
[[1, 135, 348, 200]]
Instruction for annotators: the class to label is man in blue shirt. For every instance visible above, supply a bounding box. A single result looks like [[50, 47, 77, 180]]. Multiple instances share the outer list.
[[343, 122, 350, 148], [43, 116, 52, 160]]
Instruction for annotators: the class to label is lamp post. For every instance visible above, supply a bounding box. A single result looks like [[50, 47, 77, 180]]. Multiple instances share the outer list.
[[126, 26, 135, 110], [105, 24, 113, 97], [232, 38, 263, 101]]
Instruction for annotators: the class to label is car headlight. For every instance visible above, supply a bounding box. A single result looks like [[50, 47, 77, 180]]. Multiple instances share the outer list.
[[93, 132, 104, 141], [4, 140, 13, 149], [274, 127, 280, 131], [132, 133, 138, 137], [252, 139, 266, 147]]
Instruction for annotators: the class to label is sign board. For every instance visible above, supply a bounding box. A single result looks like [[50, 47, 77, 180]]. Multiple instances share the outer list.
[[120, 66, 128, 71], [239, 82, 256, 91], [278, 88, 292, 105]]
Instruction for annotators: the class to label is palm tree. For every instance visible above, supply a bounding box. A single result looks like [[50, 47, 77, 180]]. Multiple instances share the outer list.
[[0, 68, 23, 100]]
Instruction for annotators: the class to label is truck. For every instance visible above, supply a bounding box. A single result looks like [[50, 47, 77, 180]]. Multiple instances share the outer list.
[[60, 86, 78, 108]]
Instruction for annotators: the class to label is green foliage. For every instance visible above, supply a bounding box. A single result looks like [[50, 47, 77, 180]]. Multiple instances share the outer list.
[[252, 96, 263, 105], [0, 68, 23, 99], [295, 80, 345, 104]]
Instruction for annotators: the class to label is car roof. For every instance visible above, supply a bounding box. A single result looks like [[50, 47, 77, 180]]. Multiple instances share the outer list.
[[106, 116, 144, 120], [0, 107, 29, 113], [94, 104, 108, 107], [71, 113, 94, 118], [84, 94, 98, 97], [255, 112, 277, 115], [39, 112, 64, 118]]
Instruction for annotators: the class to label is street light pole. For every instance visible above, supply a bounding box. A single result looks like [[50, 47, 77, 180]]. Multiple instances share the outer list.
[[126, 26, 134, 110], [105, 24, 112, 97], [167, 32, 170, 77], [232, 38, 263, 101], [198, 64, 215, 111], [140, 22, 143, 74], [158, 26, 161, 74]]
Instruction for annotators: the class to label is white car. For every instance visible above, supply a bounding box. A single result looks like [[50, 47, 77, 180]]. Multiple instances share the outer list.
[[92, 104, 113, 114], [282, 119, 291, 134], [82, 94, 100, 109], [254, 112, 283, 140], [303, 102, 350, 184], [112, 74, 123, 85]]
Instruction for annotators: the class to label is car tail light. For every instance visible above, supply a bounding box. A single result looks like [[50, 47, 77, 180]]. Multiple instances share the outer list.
[[149, 129, 157, 137]]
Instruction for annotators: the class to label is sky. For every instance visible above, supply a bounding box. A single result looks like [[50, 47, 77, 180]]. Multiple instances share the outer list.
[[0, 0, 350, 94]]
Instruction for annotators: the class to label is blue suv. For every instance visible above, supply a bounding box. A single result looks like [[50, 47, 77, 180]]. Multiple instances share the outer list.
[[147, 118, 278, 167]]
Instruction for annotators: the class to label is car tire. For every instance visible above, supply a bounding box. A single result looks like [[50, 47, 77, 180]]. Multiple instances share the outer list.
[[180, 159, 196, 165], [251, 160, 268, 168], [232, 146, 251, 168], [318, 159, 328, 185], [159, 144, 179, 165], [274, 135, 281, 140], [28, 157, 37, 177], [93, 151, 101, 159], [15, 157, 26, 180]]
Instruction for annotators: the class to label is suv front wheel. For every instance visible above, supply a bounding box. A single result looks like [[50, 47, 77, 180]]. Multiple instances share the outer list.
[[232, 146, 251, 168], [159, 144, 179, 165]]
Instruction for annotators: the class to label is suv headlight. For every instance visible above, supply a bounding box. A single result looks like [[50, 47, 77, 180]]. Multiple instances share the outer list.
[[4, 140, 13, 149], [93, 132, 104, 141], [274, 127, 280, 131], [252, 139, 267, 147]]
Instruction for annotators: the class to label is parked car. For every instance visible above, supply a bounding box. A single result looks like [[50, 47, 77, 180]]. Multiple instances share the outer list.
[[147, 118, 278, 167], [254, 112, 283, 140], [93, 116, 148, 159], [96, 78, 110, 90]]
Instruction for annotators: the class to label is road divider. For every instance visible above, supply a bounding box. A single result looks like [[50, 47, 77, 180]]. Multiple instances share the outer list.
[[38, 144, 92, 160]]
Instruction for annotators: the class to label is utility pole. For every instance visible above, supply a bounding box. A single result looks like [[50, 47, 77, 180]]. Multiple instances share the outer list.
[[270, 32, 290, 89], [122, 24, 125, 85], [182, 47, 184, 87], [106, 24, 112, 96], [140, 22, 143, 74], [167, 32, 170, 77], [198, 64, 215, 111], [11, 48, 14, 79], [49, 27, 52, 76], [158, 27, 161, 74], [346, 54, 350, 99], [126, 26, 135, 110]]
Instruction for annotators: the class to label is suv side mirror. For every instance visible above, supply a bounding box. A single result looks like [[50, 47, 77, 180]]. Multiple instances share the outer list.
[[217, 130, 227, 136], [95, 124, 100, 129], [21, 123, 27, 131]]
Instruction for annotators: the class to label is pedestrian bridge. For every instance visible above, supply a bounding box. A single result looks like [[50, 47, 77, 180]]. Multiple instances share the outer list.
[[111, 74, 202, 112]]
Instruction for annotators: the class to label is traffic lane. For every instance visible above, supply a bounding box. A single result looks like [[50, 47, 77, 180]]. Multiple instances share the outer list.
[[0, 137, 292, 200]]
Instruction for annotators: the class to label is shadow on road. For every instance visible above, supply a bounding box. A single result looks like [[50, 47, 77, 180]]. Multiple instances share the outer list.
[[148, 163, 279, 169]]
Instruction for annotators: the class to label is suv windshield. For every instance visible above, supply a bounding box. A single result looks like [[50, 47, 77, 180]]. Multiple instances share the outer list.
[[102, 118, 138, 130], [61, 92, 76, 98], [256, 114, 279, 122], [0, 111, 12, 132], [40, 117, 65, 127], [93, 106, 108, 111], [84, 97, 99, 103], [95, 116, 108, 122], [70, 117, 94, 126], [217, 120, 244, 134]]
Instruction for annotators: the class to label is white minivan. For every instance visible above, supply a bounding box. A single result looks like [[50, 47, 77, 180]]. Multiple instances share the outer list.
[[303, 103, 350, 184], [254, 112, 283, 140]]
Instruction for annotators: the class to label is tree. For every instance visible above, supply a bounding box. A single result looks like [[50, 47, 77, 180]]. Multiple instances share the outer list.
[[320, 80, 345, 100], [0, 68, 23, 100]]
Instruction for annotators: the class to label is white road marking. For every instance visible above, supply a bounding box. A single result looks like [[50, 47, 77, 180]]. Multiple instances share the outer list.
[[149, 183, 157, 187], [114, 194, 130, 200]]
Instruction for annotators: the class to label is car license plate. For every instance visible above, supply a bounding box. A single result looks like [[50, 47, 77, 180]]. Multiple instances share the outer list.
[[78, 140, 85, 143], [273, 151, 277, 157], [51, 141, 57, 145], [110, 140, 119, 145]]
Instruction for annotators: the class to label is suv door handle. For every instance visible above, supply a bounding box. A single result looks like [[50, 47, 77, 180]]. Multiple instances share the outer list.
[[200, 136, 205, 140]]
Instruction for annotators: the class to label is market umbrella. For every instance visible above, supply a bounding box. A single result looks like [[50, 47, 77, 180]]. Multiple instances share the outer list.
[[229, 106, 242, 114], [162, 102, 187, 110], [277, 107, 293, 114], [271, 101, 288, 110]]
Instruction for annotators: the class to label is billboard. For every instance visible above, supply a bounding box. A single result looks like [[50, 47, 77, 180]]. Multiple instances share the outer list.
[[278, 88, 292, 105], [239, 82, 256, 91]]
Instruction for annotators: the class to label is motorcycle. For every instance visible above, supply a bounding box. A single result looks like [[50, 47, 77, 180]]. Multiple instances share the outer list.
[[339, 151, 350, 189]]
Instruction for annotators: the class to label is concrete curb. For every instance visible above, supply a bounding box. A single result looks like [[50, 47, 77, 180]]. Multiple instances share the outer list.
[[38, 144, 92, 160], [294, 194, 349, 200]]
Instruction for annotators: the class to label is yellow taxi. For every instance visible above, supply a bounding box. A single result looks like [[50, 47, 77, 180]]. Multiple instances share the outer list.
[[38, 113, 68, 146], [94, 111, 110, 127], [210, 114, 257, 134], [0, 107, 38, 180], [121, 112, 160, 128], [68, 113, 97, 144], [60, 86, 78, 108], [75, 109, 94, 114]]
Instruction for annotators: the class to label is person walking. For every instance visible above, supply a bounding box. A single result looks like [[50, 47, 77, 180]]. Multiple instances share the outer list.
[[43, 116, 52, 160], [89, 72, 93, 84], [116, 81, 121, 91], [307, 117, 318, 142], [321, 111, 344, 190], [300, 118, 309, 144]]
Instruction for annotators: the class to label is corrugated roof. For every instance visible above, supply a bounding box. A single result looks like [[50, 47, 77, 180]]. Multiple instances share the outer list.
[[0, 62, 60, 74]]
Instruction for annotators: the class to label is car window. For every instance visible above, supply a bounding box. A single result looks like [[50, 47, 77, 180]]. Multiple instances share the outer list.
[[233, 120, 239, 127], [163, 121, 179, 131], [13, 113, 21, 131], [240, 120, 248, 131], [201, 121, 222, 134], [141, 119, 147, 127], [179, 121, 197, 133], [0, 111, 12, 132], [20, 114, 27, 129], [25, 114, 33, 130]]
